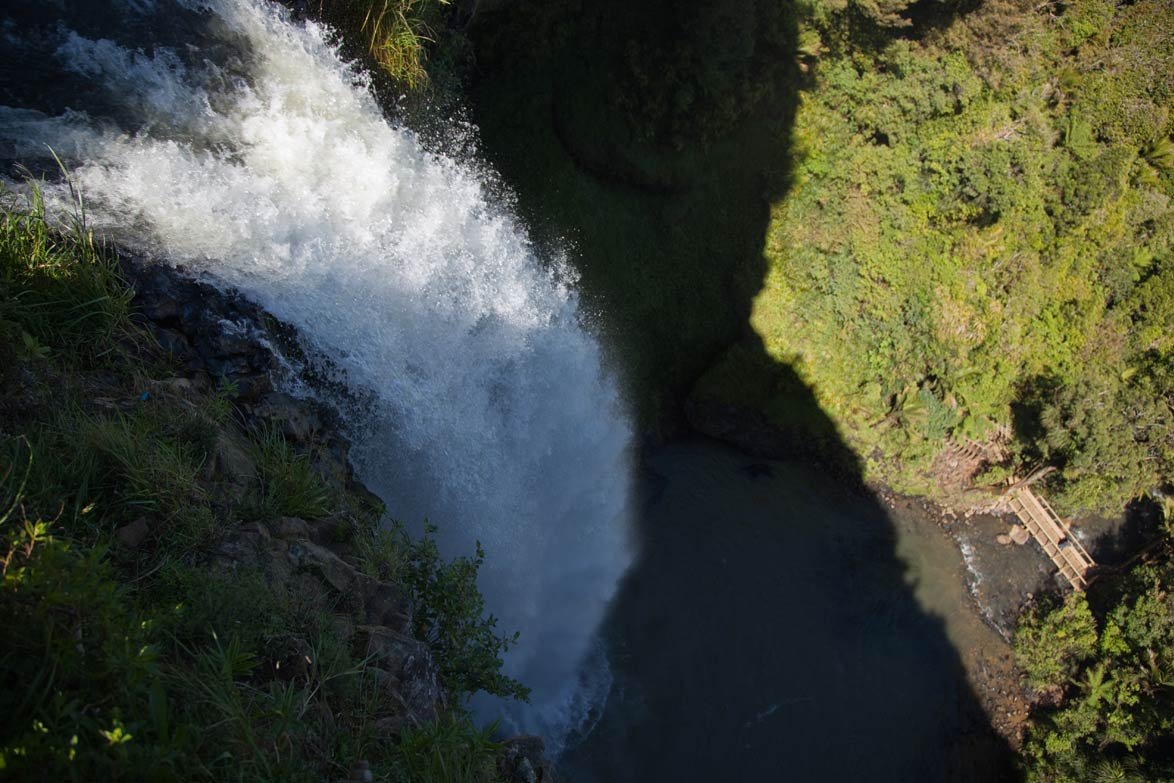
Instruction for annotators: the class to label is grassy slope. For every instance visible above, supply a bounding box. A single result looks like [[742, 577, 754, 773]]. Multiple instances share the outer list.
[[0, 191, 514, 782]]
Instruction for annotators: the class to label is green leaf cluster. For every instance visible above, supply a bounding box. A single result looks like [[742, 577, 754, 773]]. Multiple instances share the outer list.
[[355, 523, 529, 702], [1014, 548, 1174, 781]]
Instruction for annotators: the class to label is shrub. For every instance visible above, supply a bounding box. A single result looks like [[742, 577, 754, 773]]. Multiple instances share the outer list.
[[1014, 594, 1098, 693], [356, 521, 529, 702]]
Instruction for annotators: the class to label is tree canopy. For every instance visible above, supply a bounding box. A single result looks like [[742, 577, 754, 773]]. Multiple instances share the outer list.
[[712, 0, 1174, 514]]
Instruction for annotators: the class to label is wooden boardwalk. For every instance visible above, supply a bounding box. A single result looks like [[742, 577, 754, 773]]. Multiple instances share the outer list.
[[1004, 486, 1094, 591]]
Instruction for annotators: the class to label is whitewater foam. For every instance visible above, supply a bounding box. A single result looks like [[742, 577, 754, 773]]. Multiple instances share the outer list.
[[0, 0, 633, 747]]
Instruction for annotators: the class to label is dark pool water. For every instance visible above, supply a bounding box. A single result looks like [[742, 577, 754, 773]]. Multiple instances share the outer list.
[[561, 440, 1012, 782]]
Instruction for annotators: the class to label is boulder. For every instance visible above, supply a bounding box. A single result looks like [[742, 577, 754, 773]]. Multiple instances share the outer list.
[[214, 522, 288, 579], [224, 372, 271, 403], [147, 324, 195, 362], [273, 516, 311, 540], [284, 538, 360, 594], [357, 625, 444, 730], [312, 439, 352, 493], [253, 392, 322, 443], [213, 431, 257, 487], [153, 376, 202, 399], [500, 735, 557, 783], [213, 523, 410, 634], [115, 516, 150, 549], [357, 576, 413, 633], [330, 613, 356, 644]]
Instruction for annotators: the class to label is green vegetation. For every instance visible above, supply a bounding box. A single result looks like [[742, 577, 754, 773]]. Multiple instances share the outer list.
[[470, 0, 1172, 510], [690, 0, 1174, 514], [305, 0, 454, 90], [0, 191, 518, 781], [469, 2, 1173, 774], [0, 187, 130, 366], [1014, 516, 1174, 781], [355, 523, 529, 702], [706, 5, 1174, 768], [393, 715, 501, 783], [249, 422, 335, 522]]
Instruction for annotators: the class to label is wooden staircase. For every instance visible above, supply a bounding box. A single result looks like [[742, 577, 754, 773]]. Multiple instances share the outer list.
[[1004, 486, 1094, 591]]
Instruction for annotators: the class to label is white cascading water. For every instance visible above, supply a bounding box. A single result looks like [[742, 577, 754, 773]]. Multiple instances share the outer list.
[[0, 0, 633, 747]]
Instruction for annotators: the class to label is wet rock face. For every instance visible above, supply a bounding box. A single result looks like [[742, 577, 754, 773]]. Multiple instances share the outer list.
[[127, 257, 283, 402], [127, 255, 362, 486], [125, 257, 447, 735], [499, 735, 557, 783]]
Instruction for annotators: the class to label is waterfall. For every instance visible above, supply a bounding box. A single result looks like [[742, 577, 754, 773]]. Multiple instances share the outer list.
[[0, 0, 634, 747]]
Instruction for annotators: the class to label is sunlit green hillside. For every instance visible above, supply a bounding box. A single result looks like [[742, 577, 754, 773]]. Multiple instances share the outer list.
[[718, 0, 1174, 513]]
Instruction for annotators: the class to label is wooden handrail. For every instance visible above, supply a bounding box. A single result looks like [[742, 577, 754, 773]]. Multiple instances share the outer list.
[[1004, 486, 1094, 591]]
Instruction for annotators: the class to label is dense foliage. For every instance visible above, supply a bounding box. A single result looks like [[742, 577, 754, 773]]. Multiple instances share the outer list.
[[1014, 518, 1174, 781], [699, 0, 1174, 514], [0, 193, 515, 781]]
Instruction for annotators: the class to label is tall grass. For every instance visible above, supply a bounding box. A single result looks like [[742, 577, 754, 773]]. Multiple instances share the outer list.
[[249, 423, 334, 521], [362, 0, 434, 88], [395, 715, 502, 783], [0, 185, 131, 362], [316, 0, 448, 89]]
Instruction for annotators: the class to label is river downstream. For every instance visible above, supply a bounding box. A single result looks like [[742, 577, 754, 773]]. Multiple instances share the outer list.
[[563, 439, 1015, 782]]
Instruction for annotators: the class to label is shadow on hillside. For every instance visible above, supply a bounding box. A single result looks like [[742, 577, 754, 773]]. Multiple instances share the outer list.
[[1085, 495, 1167, 569], [465, 0, 800, 435], [464, 0, 1015, 779]]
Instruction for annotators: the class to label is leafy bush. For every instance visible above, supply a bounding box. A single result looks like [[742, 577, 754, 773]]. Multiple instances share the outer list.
[[1014, 553, 1174, 781], [356, 522, 528, 702], [1015, 594, 1098, 693]]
